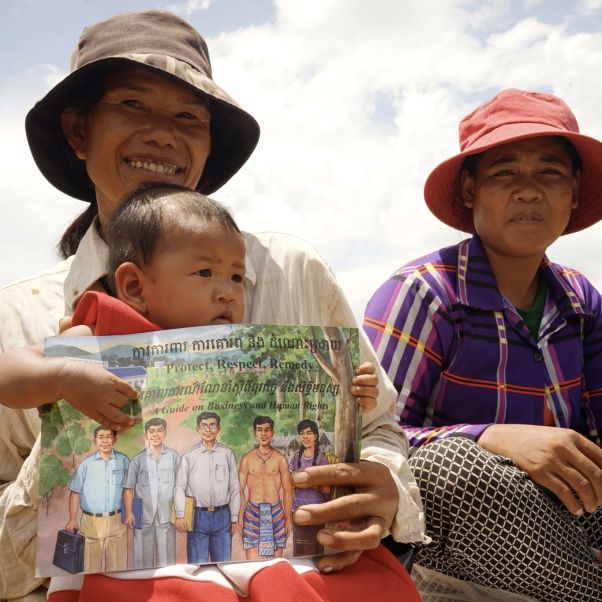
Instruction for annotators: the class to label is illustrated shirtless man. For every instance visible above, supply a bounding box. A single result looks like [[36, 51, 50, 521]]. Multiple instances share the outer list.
[[238, 416, 293, 559]]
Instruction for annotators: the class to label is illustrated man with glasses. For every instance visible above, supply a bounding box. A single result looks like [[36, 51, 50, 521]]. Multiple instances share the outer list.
[[174, 411, 240, 562]]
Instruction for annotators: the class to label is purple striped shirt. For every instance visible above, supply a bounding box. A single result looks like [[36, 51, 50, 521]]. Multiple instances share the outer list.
[[364, 236, 602, 449]]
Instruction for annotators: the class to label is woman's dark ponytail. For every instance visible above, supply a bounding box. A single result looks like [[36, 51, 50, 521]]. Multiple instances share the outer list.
[[57, 201, 99, 258]]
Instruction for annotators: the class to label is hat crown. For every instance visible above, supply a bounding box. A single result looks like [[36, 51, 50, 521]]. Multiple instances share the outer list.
[[459, 88, 580, 153], [72, 9, 212, 78]]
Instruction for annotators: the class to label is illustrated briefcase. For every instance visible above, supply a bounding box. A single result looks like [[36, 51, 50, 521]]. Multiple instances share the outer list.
[[53, 529, 85, 574]]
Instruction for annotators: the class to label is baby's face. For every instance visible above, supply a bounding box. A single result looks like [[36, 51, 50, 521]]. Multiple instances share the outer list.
[[140, 222, 245, 329]]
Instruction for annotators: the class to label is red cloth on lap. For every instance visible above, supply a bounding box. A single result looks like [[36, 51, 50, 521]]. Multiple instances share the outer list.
[[48, 546, 420, 601]]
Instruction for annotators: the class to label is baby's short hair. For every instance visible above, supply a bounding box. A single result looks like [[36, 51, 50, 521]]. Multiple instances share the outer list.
[[106, 185, 240, 290]]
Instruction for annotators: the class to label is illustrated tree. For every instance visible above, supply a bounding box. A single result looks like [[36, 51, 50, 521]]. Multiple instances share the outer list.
[[39, 401, 93, 513], [55, 422, 91, 468], [297, 377, 306, 419], [308, 327, 359, 464], [39, 454, 71, 516]]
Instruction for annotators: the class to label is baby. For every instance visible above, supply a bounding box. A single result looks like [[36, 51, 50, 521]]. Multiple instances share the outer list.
[[0, 186, 377, 428]]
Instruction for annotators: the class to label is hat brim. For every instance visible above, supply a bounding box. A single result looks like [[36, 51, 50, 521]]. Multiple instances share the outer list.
[[424, 123, 602, 234], [25, 57, 260, 201]]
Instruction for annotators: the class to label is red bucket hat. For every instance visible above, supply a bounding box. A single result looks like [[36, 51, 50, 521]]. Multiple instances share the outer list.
[[424, 88, 602, 234]]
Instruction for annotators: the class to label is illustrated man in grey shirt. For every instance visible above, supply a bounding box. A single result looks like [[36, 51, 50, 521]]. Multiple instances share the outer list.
[[175, 411, 240, 563], [123, 417, 180, 568]]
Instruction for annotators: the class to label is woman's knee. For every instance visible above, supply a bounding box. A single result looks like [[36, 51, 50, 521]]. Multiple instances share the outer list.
[[409, 436, 522, 505]]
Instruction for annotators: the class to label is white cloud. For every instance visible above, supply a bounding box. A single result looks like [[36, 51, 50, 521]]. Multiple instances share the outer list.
[[0, 63, 83, 286], [204, 0, 602, 318], [166, 0, 213, 16], [576, 0, 602, 15], [4, 0, 602, 324]]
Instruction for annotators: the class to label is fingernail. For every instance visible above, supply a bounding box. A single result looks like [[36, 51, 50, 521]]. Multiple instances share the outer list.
[[321, 566, 333, 574], [292, 470, 309, 483], [294, 509, 311, 523], [317, 531, 334, 546], [574, 508, 584, 516]]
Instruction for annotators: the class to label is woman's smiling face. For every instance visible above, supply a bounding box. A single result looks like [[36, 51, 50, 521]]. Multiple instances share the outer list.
[[62, 66, 212, 228], [462, 136, 580, 262], [299, 427, 317, 449]]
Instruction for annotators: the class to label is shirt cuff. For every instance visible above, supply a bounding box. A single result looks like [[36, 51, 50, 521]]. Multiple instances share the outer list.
[[361, 446, 431, 545], [459, 423, 493, 442]]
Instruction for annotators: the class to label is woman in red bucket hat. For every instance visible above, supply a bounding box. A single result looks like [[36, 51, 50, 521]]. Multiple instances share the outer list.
[[365, 88, 602, 601], [0, 9, 423, 602]]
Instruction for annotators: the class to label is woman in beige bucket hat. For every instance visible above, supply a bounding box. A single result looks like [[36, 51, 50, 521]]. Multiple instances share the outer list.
[[365, 88, 602, 600], [0, 10, 424, 602]]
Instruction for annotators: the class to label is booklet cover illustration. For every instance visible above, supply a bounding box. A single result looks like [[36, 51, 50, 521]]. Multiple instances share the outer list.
[[37, 324, 360, 576]]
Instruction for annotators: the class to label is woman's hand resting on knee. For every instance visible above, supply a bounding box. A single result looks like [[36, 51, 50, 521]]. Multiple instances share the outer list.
[[479, 424, 602, 515]]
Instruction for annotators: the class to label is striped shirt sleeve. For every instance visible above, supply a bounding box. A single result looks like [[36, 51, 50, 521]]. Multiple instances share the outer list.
[[364, 269, 491, 448], [577, 275, 602, 445]]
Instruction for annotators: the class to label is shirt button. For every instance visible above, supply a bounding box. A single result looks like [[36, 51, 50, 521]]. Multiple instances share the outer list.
[[557, 411, 564, 419], [534, 353, 543, 362]]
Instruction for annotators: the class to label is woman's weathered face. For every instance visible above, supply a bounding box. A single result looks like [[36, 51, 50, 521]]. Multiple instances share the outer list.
[[461, 136, 580, 262], [62, 66, 211, 227]]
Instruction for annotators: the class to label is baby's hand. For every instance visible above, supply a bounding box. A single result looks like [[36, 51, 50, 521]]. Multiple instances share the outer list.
[[351, 362, 378, 411], [58, 361, 139, 431]]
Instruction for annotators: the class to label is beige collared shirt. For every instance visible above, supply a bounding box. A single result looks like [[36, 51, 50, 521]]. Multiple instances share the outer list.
[[0, 224, 426, 598]]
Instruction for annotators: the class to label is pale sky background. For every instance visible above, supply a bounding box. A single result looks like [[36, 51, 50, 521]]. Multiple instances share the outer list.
[[3, 0, 602, 323]]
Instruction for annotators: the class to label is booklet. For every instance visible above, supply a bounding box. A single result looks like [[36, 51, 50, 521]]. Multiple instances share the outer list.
[[37, 323, 360, 576]]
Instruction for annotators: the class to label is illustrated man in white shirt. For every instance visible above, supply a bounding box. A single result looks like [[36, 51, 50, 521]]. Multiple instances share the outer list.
[[174, 412, 240, 562]]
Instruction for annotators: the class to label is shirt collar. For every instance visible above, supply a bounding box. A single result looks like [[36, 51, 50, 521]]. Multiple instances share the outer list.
[[200, 441, 221, 453], [93, 449, 116, 461], [241, 233, 257, 324], [539, 258, 587, 317], [64, 219, 109, 313], [242, 232, 257, 288], [456, 235, 504, 310], [458, 235, 587, 317], [64, 221, 259, 313], [146, 444, 166, 457]]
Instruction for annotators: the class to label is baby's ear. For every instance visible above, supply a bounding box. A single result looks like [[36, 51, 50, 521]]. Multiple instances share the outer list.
[[114, 262, 148, 314]]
